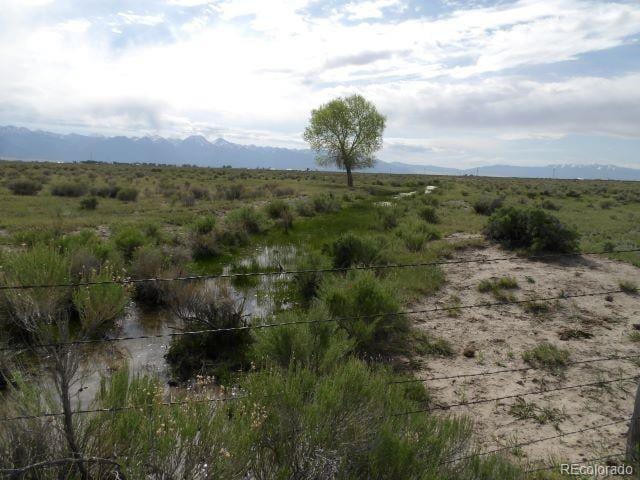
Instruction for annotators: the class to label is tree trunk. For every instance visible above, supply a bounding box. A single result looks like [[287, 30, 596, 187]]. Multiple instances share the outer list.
[[627, 382, 640, 465], [346, 166, 354, 188]]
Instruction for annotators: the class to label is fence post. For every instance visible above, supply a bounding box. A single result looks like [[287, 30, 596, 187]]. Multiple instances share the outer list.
[[627, 382, 640, 465]]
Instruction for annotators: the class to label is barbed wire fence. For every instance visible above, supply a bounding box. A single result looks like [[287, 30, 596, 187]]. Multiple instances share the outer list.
[[1, 247, 639, 477]]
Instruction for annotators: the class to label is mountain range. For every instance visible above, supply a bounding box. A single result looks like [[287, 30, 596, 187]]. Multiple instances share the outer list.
[[1, 126, 639, 181]]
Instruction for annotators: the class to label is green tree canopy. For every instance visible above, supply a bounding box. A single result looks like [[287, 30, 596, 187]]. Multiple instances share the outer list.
[[303, 94, 386, 187]]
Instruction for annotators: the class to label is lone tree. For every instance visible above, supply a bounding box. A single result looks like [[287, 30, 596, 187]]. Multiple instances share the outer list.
[[304, 94, 385, 188]]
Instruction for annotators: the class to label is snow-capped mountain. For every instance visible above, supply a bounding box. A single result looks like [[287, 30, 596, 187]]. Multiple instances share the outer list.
[[1, 126, 639, 180]]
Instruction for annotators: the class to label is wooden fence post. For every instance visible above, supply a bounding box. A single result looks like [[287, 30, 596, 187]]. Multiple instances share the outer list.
[[626, 382, 640, 465]]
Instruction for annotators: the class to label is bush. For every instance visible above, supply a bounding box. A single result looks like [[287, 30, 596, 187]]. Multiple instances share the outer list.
[[418, 206, 439, 224], [72, 266, 129, 329], [473, 196, 503, 215], [91, 184, 120, 198], [541, 199, 560, 211], [323, 233, 381, 268], [320, 271, 409, 355], [265, 200, 290, 219], [191, 233, 220, 259], [165, 284, 252, 380], [113, 228, 147, 260], [395, 222, 441, 252], [293, 252, 329, 302], [250, 306, 353, 372], [7, 179, 42, 195], [226, 207, 265, 235], [486, 206, 579, 253], [80, 196, 98, 210], [191, 215, 216, 235], [376, 206, 401, 230], [1, 245, 71, 331], [50, 182, 87, 197], [312, 193, 340, 213], [116, 187, 139, 202], [218, 183, 245, 200]]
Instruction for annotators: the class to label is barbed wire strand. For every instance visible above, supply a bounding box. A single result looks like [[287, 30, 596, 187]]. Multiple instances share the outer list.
[[392, 375, 638, 417], [0, 248, 638, 291], [440, 417, 632, 465], [0, 288, 625, 352], [391, 352, 640, 384], [524, 451, 626, 474]]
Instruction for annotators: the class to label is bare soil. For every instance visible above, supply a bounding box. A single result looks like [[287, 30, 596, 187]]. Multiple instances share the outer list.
[[411, 243, 640, 470]]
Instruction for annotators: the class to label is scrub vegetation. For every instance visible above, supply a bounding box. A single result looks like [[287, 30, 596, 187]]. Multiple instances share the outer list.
[[1, 159, 640, 478]]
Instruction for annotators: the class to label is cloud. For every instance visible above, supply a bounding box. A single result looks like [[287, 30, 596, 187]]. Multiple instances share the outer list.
[[341, 0, 402, 20], [324, 49, 409, 69], [376, 74, 640, 138], [1, 0, 640, 168]]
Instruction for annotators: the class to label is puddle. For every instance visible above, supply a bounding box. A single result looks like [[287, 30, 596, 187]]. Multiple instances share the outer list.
[[70, 244, 298, 405]]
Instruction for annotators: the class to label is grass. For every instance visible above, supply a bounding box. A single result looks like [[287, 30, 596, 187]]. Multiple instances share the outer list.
[[2, 160, 640, 477], [522, 343, 571, 374], [413, 331, 455, 357], [619, 280, 639, 294], [478, 277, 519, 301], [509, 398, 569, 426]]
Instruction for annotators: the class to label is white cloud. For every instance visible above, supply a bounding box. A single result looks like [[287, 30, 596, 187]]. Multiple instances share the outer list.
[[117, 12, 165, 26], [342, 0, 402, 20], [1, 0, 639, 167]]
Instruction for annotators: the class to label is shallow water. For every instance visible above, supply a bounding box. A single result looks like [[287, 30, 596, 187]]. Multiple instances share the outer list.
[[72, 244, 298, 405]]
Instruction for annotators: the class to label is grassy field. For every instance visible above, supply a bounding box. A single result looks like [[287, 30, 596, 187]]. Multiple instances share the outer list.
[[1, 159, 639, 478]]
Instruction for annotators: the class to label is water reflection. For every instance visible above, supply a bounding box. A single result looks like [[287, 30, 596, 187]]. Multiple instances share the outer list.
[[74, 244, 298, 404]]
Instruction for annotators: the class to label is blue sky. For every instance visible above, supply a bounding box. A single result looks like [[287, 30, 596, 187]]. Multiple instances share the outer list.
[[1, 0, 639, 167]]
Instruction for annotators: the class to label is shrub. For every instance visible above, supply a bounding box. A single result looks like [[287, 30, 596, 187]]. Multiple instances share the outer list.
[[226, 207, 265, 235], [219, 183, 245, 200], [79, 196, 98, 210], [323, 233, 381, 268], [418, 206, 439, 224], [191, 215, 216, 235], [486, 206, 579, 253], [50, 182, 87, 197], [265, 200, 290, 219], [522, 343, 570, 374], [295, 199, 316, 217], [376, 206, 401, 230], [312, 193, 340, 213], [541, 199, 560, 211], [165, 284, 251, 380], [293, 252, 329, 302], [250, 306, 353, 372], [320, 271, 409, 355], [473, 196, 503, 215], [191, 233, 220, 259], [116, 187, 139, 202], [1, 245, 71, 331], [113, 228, 147, 260], [7, 179, 42, 195], [72, 266, 129, 330], [395, 222, 441, 252], [91, 184, 120, 198]]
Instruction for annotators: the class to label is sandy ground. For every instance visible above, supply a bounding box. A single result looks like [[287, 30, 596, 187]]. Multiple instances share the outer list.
[[410, 241, 640, 471]]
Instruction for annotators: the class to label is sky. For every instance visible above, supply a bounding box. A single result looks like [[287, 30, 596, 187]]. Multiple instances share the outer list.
[[1, 0, 639, 168]]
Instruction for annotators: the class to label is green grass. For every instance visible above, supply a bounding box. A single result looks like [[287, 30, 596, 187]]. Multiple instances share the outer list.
[[478, 277, 519, 301], [522, 343, 571, 374]]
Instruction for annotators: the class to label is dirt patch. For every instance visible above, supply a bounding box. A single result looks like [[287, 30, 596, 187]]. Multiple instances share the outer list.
[[411, 244, 640, 469]]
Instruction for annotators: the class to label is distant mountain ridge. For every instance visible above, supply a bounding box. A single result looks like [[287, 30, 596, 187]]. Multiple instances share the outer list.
[[1, 126, 639, 180]]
